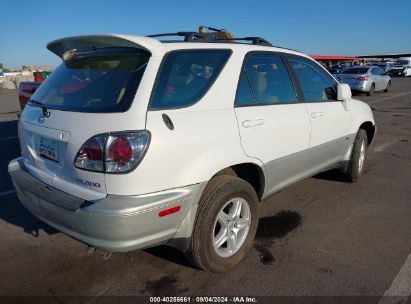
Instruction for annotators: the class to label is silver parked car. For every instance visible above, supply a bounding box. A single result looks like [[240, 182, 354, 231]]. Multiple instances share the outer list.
[[337, 66, 391, 96]]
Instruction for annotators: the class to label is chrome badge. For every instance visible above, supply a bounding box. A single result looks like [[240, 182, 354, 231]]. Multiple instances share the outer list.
[[76, 178, 101, 188], [38, 113, 46, 123], [38, 107, 50, 123]]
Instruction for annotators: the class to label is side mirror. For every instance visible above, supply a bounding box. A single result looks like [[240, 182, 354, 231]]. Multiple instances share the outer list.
[[337, 83, 352, 101]]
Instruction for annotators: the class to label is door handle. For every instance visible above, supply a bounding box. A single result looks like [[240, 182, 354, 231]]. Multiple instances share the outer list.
[[242, 119, 265, 128], [310, 112, 325, 119]]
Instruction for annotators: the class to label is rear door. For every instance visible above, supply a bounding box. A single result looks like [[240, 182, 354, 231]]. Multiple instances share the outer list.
[[286, 55, 352, 171], [234, 52, 311, 195], [371, 67, 384, 90]]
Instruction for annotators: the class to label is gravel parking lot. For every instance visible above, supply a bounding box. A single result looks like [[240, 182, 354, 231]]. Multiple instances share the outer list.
[[0, 79, 410, 302]]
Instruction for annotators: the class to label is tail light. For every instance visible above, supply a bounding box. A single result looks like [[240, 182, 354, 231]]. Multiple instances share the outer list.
[[75, 135, 105, 172], [356, 76, 368, 81], [74, 131, 150, 173]]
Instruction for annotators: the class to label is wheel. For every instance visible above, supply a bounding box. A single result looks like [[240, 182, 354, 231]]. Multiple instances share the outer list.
[[366, 83, 375, 96], [342, 129, 368, 182], [384, 81, 391, 92], [186, 175, 259, 272]]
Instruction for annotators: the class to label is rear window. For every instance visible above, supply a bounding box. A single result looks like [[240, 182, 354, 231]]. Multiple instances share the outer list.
[[31, 47, 150, 113], [395, 60, 408, 66], [150, 49, 231, 110], [342, 68, 369, 74]]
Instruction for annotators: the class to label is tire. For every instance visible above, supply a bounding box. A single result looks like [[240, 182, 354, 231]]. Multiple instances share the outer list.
[[342, 129, 368, 182], [384, 81, 391, 93], [186, 175, 259, 273], [366, 83, 375, 96]]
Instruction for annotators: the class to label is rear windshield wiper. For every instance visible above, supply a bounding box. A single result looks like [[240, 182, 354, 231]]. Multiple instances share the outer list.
[[28, 99, 50, 117]]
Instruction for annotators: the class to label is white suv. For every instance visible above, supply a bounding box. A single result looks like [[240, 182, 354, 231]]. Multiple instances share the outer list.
[[9, 32, 376, 272]]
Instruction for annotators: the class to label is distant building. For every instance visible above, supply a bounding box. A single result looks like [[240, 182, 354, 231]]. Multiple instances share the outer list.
[[310, 55, 359, 67], [21, 66, 54, 72]]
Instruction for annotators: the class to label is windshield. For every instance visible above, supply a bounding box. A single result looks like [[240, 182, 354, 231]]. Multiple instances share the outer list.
[[395, 60, 408, 66], [31, 47, 150, 113], [342, 68, 369, 74]]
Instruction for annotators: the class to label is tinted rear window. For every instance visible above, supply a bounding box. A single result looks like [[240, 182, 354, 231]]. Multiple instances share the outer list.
[[150, 49, 231, 110], [237, 53, 298, 105], [342, 68, 369, 74], [31, 47, 150, 113], [395, 60, 408, 65]]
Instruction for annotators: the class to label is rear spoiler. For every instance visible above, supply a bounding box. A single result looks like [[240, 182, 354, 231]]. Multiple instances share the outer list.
[[47, 34, 164, 58]]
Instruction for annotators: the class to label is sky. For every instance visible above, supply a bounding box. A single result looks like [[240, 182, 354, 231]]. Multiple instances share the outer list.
[[1, 0, 411, 70]]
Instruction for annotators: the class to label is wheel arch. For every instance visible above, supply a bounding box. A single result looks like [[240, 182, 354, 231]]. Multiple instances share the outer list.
[[213, 162, 266, 201], [359, 121, 376, 145], [169, 161, 266, 253]]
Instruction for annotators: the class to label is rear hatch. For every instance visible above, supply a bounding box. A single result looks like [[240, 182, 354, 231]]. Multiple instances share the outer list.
[[19, 39, 152, 201]]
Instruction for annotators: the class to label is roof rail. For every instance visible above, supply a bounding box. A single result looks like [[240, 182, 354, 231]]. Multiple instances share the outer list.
[[215, 37, 273, 46], [146, 32, 204, 42], [146, 29, 273, 46]]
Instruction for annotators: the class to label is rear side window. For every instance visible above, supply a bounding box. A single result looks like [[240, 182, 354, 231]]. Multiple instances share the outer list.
[[150, 50, 231, 110], [288, 56, 337, 102], [235, 53, 298, 106], [372, 67, 383, 75], [235, 72, 255, 106], [31, 47, 150, 113]]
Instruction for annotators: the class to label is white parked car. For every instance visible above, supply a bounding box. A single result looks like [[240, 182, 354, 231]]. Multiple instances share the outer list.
[[9, 31, 376, 272], [389, 57, 411, 77]]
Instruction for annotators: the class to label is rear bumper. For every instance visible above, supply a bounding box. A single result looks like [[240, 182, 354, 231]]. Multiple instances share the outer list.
[[8, 157, 205, 252], [349, 82, 370, 92]]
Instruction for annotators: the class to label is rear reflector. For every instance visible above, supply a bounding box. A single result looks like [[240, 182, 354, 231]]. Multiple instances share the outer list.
[[159, 205, 181, 217], [356, 76, 368, 81]]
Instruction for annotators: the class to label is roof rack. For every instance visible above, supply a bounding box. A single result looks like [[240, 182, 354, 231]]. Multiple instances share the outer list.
[[146, 27, 273, 46], [146, 32, 204, 42], [214, 37, 273, 46]]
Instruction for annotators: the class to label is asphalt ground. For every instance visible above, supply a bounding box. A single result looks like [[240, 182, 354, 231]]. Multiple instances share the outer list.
[[0, 79, 410, 303]]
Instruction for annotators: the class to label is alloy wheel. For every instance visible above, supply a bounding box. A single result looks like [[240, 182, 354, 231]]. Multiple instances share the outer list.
[[212, 197, 251, 258]]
